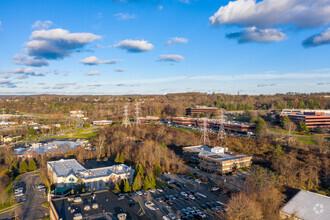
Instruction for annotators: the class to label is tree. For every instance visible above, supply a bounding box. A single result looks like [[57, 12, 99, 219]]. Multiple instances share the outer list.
[[227, 192, 263, 220], [115, 183, 120, 192], [118, 152, 124, 164], [283, 120, 296, 135], [154, 162, 162, 177], [132, 175, 142, 192], [19, 161, 28, 173], [114, 153, 120, 163], [28, 128, 37, 136], [123, 180, 131, 193], [28, 159, 37, 171], [252, 117, 265, 136], [135, 164, 144, 177], [298, 122, 309, 133]]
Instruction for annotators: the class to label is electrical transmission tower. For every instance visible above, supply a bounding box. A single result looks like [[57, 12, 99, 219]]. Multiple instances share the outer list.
[[217, 108, 225, 141], [200, 117, 210, 146], [123, 105, 130, 127], [135, 102, 140, 125]]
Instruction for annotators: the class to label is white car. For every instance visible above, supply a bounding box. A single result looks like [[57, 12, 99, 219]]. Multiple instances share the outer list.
[[148, 189, 156, 193], [136, 191, 143, 196], [189, 195, 195, 200], [181, 192, 188, 197], [157, 188, 163, 193], [211, 187, 219, 191], [195, 179, 201, 184]]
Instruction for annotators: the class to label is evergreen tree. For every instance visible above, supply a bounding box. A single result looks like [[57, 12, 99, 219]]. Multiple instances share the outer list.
[[118, 152, 124, 164], [298, 121, 309, 133], [135, 164, 144, 177], [28, 159, 37, 171], [143, 176, 151, 190], [148, 174, 156, 189], [154, 162, 162, 177], [19, 160, 28, 173], [132, 175, 142, 192], [114, 153, 120, 163], [115, 183, 120, 192], [123, 180, 131, 193]]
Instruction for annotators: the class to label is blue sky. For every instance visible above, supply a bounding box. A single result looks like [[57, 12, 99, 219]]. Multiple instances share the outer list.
[[0, 0, 330, 95]]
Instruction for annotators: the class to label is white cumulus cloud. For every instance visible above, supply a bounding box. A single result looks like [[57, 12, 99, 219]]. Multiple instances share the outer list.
[[24, 28, 101, 60], [12, 54, 49, 67], [85, 70, 100, 76], [114, 39, 154, 52], [303, 28, 330, 47], [79, 56, 123, 65], [226, 27, 287, 43], [209, 0, 330, 28], [159, 54, 185, 62], [166, 37, 188, 45]]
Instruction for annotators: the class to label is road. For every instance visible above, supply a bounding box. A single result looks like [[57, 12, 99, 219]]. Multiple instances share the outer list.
[[0, 172, 48, 220]]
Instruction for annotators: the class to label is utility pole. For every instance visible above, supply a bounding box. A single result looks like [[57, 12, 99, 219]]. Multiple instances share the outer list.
[[135, 102, 140, 125], [123, 105, 129, 127], [217, 108, 225, 141], [200, 118, 209, 146]]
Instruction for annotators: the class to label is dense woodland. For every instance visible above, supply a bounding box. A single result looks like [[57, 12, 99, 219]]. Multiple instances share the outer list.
[[0, 93, 329, 121]]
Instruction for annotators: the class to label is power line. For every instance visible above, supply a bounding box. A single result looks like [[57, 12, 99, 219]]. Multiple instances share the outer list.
[[217, 108, 225, 141], [200, 117, 210, 146], [123, 105, 129, 127]]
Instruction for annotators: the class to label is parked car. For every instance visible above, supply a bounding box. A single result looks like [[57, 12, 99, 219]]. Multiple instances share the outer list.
[[195, 179, 201, 184]]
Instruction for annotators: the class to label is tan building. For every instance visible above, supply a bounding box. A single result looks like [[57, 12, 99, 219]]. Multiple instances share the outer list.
[[183, 145, 252, 174], [185, 106, 219, 116]]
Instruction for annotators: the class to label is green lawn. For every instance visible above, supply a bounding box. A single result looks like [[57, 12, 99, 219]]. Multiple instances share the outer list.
[[296, 137, 319, 145]]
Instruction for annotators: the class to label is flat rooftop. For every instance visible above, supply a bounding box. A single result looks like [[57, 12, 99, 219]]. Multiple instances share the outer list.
[[48, 159, 133, 179], [281, 190, 330, 220], [183, 145, 251, 162], [51, 190, 148, 220]]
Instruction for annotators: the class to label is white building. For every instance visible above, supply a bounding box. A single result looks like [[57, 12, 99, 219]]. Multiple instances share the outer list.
[[70, 111, 84, 118], [47, 159, 134, 191], [92, 120, 112, 126], [280, 190, 329, 220]]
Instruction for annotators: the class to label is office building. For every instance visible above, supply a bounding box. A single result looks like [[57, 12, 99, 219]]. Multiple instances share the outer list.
[[183, 145, 252, 174]]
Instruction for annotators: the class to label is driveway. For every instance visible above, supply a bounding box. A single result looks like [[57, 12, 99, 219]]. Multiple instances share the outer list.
[[0, 172, 48, 220]]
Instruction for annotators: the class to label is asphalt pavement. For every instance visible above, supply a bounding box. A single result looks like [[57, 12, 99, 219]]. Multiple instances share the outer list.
[[0, 172, 48, 220]]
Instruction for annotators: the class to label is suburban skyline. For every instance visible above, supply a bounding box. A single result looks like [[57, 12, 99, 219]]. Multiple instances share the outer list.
[[0, 0, 330, 95]]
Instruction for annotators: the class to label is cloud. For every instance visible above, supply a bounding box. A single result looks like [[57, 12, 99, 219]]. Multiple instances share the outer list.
[[209, 0, 330, 28], [0, 80, 17, 88], [159, 54, 184, 62], [115, 68, 126, 72], [24, 28, 101, 60], [97, 12, 103, 19], [114, 12, 137, 20], [12, 54, 49, 67], [302, 28, 330, 47], [114, 39, 154, 52], [0, 21, 2, 31], [79, 56, 123, 65], [56, 82, 77, 87], [177, 0, 190, 4], [4, 67, 45, 78], [32, 20, 53, 30], [88, 83, 102, 87], [257, 83, 276, 87], [158, 5, 163, 10], [226, 27, 286, 43], [166, 37, 188, 45], [85, 70, 100, 76]]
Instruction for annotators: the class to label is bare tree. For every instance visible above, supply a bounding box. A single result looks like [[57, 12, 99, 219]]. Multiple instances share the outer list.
[[284, 121, 297, 135]]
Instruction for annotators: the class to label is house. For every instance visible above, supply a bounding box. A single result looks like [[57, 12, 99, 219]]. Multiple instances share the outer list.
[[92, 120, 112, 126], [47, 159, 134, 191], [280, 190, 329, 220]]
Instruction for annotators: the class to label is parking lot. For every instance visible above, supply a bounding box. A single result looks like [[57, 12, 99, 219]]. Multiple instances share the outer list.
[[131, 174, 229, 220]]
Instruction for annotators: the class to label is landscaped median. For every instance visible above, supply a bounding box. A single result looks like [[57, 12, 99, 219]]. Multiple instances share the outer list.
[[0, 202, 23, 214]]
